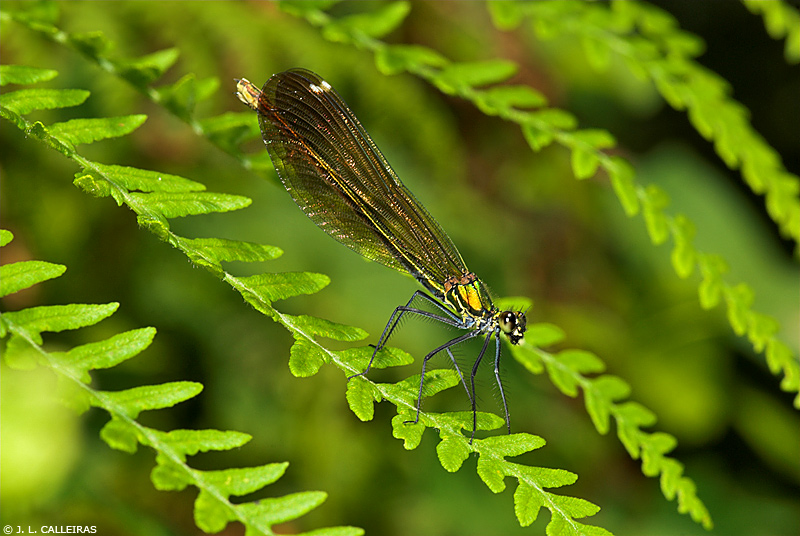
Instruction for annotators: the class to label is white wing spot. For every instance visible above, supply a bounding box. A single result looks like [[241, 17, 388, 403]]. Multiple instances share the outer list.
[[309, 80, 331, 94]]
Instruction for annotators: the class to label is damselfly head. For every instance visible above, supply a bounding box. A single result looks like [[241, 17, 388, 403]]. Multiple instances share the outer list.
[[235, 78, 261, 111], [499, 310, 527, 345]]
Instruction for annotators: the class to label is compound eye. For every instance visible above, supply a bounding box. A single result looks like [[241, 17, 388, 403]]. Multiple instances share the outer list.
[[498, 310, 527, 345], [499, 311, 517, 334]]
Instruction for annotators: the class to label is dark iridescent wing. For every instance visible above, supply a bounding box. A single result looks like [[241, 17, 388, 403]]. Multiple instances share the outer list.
[[249, 68, 468, 296]]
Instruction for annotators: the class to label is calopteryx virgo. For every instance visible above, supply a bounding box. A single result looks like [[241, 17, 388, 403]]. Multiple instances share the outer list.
[[236, 69, 526, 442]]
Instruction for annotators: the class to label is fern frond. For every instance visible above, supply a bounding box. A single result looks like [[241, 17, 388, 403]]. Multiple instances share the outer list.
[[0, 232, 363, 536], [1, 4, 271, 177], [49, 115, 147, 146], [0, 62, 371, 393], [0, 260, 66, 298], [278, 0, 799, 410], [0, 64, 58, 85], [7, 2, 790, 531], [492, 0, 800, 245], [742, 0, 800, 64], [514, 326, 713, 528]]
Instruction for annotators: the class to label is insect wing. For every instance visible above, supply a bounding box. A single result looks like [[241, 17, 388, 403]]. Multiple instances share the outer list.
[[256, 69, 468, 294]]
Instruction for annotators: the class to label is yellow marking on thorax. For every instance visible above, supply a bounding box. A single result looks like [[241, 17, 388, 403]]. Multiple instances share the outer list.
[[459, 284, 484, 314]]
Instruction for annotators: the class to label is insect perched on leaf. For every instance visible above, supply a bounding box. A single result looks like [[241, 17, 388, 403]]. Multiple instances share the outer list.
[[236, 69, 526, 442]]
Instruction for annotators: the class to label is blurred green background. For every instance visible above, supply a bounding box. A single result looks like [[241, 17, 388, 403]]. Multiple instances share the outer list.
[[1, 1, 798, 535]]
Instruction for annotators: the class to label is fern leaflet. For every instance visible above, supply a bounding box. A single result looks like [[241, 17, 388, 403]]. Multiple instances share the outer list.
[[0, 229, 362, 536], [277, 0, 799, 413]]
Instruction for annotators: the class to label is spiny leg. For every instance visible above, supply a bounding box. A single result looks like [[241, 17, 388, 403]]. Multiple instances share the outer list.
[[446, 347, 473, 408], [404, 330, 479, 426], [347, 291, 461, 380], [468, 334, 493, 443], [493, 332, 511, 434]]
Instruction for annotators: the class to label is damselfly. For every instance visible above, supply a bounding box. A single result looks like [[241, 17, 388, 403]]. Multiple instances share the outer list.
[[236, 69, 526, 441]]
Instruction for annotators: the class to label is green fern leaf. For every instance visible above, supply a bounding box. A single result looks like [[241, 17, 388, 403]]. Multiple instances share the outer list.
[[2, 0, 58, 25], [547, 350, 606, 398], [151, 428, 252, 458], [547, 512, 612, 536], [149, 458, 193, 492], [68, 30, 112, 58], [49, 115, 147, 146], [293, 527, 364, 536], [322, 1, 410, 42], [0, 239, 351, 535], [476, 456, 506, 492], [375, 44, 448, 75], [100, 417, 140, 453], [640, 432, 678, 477], [528, 107, 579, 130], [475, 435, 551, 495], [158, 73, 220, 119], [615, 402, 657, 458], [433, 60, 518, 95], [344, 345, 414, 374], [697, 253, 727, 309], [0, 229, 12, 247], [3, 303, 118, 344], [436, 435, 471, 472], [521, 465, 579, 489], [290, 338, 328, 377], [0, 64, 58, 85], [582, 34, 612, 71], [527, 322, 566, 347], [179, 236, 283, 265], [393, 369, 461, 404], [483, 433, 547, 458], [513, 483, 542, 526], [2, 332, 37, 369], [289, 314, 368, 342], [669, 214, 696, 278], [239, 272, 330, 305], [184, 462, 288, 493], [606, 156, 639, 216], [743, 0, 800, 64], [94, 382, 203, 419], [486, 0, 525, 30], [194, 489, 233, 533], [113, 47, 180, 86], [391, 413, 425, 449], [723, 283, 754, 336], [23, 119, 74, 156], [584, 375, 631, 435], [521, 123, 555, 152], [642, 184, 671, 244], [200, 111, 259, 150], [551, 494, 604, 521], [55, 327, 157, 383], [476, 85, 548, 115], [278, 0, 340, 18], [0, 88, 90, 114], [545, 356, 581, 397], [237, 491, 328, 527], [245, 150, 275, 172], [0, 260, 66, 297], [571, 145, 601, 180], [127, 191, 251, 218], [346, 379, 381, 421], [91, 163, 206, 193]]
